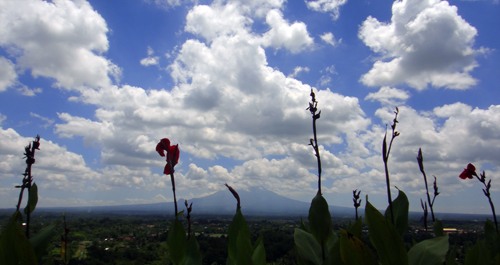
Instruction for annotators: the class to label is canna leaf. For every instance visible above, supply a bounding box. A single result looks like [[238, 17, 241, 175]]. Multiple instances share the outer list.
[[24, 183, 38, 215], [464, 240, 492, 265], [181, 236, 202, 265], [382, 134, 388, 162], [446, 242, 458, 265], [384, 189, 409, 238], [433, 219, 444, 237], [0, 211, 37, 265], [252, 235, 266, 265], [365, 198, 408, 265], [339, 229, 377, 265], [30, 221, 58, 261], [300, 217, 308, 232], [236, 231, 254, 265], [325, 229, 338, 255], [167, 217, 186, 265], [323, 235, 343, 265], [484, 219, 500, 261], [408, 235, 449, 265], [227, 209, 251, 264], [294, 228, 322, 265], [308, 192, 332, 248], [347, 217, 363, 239]]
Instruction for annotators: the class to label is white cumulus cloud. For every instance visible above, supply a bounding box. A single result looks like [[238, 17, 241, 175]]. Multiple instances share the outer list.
[[359, 0, 483, 90], [0, 0, 121, 91], [305, 0, 348, 20], [365, 86, 410, 106], [260, 9, 314, 53]]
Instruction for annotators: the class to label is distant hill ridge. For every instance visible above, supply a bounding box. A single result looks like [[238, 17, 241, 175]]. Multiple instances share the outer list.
[[8, 187, 494, 220], [31, 187, 354, 216]]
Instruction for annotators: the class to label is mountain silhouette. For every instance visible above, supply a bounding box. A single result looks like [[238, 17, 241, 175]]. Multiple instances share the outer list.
[[34, 187, 355, 217]]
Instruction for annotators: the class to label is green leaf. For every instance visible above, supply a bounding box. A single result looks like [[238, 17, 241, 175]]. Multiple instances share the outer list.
[[484, 219, 500, 260], [493, 254, 500, 265], [42, 257, 55, 265], [325, 230, 338, 255], [382, 133, 388, 162], [227, 209, 251, 264], [365, 198, 408, 265], [339, 229, 377, 265], [408, 235, 449, 265], [433, 219, 444, 237], [384, 189, 409, 238], [464, 240, 492, 265], [412, 237, 418, 247], [30, 222, 58, 261], [236, 231, 254, 265], [300, 217, 308, 232], [24, 183, 39, 215], [181, 236, 202, 265], [294, 228, 322, 265], [0, 211, 37, 265], [167, 218, 186, 265], [323, 235, 343, 265], [446, 243, 458, 265], [347, 217, 363, 239], [252, 235, 266, 265], [308, 192, 332, 247]]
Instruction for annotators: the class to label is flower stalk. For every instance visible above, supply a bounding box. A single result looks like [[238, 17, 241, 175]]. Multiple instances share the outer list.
[[420, 199, 428, 234], [306, 89, 322, 195], [15, 134, 40, 238], [382, 108, 399, 224], [459, 164, 498, 233], [225, 183, 240, 211], [353, 189, 362, 220], [417, 148, 439, 222], [168, 155, 178, 216], [185, 200, 193, 239], [156, 138, 180, 216]]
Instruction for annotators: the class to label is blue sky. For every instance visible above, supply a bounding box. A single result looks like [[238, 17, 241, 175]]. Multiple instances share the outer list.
[[0, 0, 499, 215]]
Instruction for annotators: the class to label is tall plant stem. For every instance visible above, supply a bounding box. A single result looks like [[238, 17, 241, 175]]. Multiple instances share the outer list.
[[312, 117, 322, 194], [422, 173, 435, 222], [168, 148, 179, 216], [383, 157, 394, 224], [383, 108, 399, 225], [308, 89, 322, 195], [487, 196, 498, 233], [170, 171, 178, 216], [26, 168, 32, 238], [15, 135, 39, 238], [475, 173, 498, 233]]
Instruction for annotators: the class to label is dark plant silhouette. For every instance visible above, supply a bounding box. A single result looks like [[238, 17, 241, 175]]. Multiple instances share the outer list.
[[225, 183, 240, 210], [156, 138, 180, 215], [15, 134, 40, 238], [185, 200, 193, 239], [420, 199, 428, 233], [417, 148, 439, 222], [306, 89, 323, 195], [459, 163, 498, 233], [61, 212, 70, 264], [158, 138, 202, 265], [382, 107, 400, 224], [353, 189, 362, 220]]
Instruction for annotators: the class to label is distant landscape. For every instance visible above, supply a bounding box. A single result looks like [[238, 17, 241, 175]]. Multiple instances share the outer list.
[[2, 187, 494, 221], [0, 189, 493, 265]]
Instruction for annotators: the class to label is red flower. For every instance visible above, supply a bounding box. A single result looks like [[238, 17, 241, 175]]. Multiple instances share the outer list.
[[156, 138, 179, 175], [459, 163, 477, 179]]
